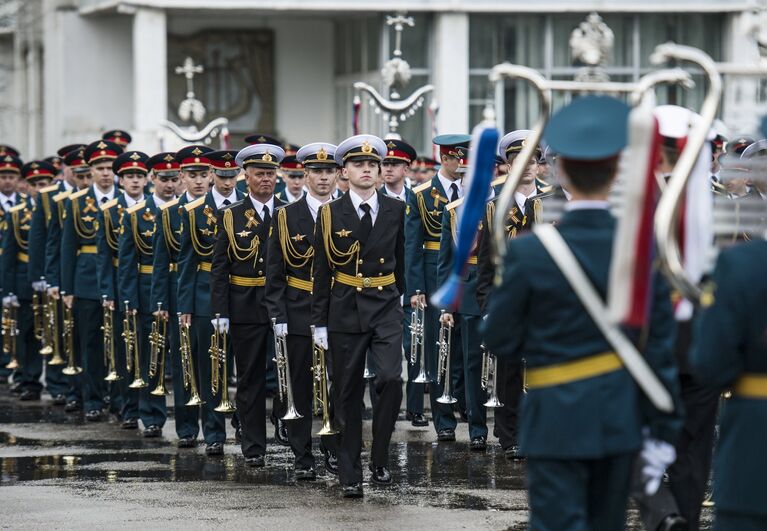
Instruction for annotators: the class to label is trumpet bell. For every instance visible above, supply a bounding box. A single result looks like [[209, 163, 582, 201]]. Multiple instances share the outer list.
[[214, 398, 236, 414], [436, 393, 457, 405], [129, 378, 147, 389], [104, 371, 122, 382], [5, 359, 19, 370], [316, 420, 338, 436], [281, 405, 303, 421], [47, 353, 66, 366], [62, 366, 82, 376], [484, 396, 504, 408], [186, 394, 205, 407], [39, 345, 53, 356], [412, 366, 432, 383], [149, 382, 167, 396]]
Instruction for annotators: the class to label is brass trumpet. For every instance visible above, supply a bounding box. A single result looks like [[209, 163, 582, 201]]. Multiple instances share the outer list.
[[46, 293, 65, 366], [33, 283, 50, 356], [102, 296, 120, 382], [61, 293, 81, 376], [409, 290, 430, 383], [210, 314, 234, 413], [480, 343, 503, 408], [311, 325, 337, 436], [272, 318, 302, 420], [123, 300, 146, 389], [179, 313, 204, 406], [2, 302, 19, 370], [436, 310, 456, 405], [149, 303, 168, 396]]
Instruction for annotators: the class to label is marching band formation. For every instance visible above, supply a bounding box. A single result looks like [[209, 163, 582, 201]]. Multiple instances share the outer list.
[[0, 87, 765, 530]]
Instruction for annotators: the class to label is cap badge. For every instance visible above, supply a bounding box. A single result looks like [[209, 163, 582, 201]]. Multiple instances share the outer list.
[[456, 148, 464, 157], [224, 161, 231, 167], [361, 141, 373, 154], [387, 141, 396, 149], [166, 163, 172, 169], [263, 152, 273, 163], [163, 154, 174, 162], [31, 162, 39, 169], [191, 147, 203, 156], [129, 152, 141, 161], [96, 141, 107, 149], [317, 148, 328, 161], [257, 136, 267, 142], [222, 152, 234, 160]]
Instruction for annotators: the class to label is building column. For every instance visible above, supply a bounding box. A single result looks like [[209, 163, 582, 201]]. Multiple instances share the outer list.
[[432, 12, 469, 135], [132, 7, 167, 152]]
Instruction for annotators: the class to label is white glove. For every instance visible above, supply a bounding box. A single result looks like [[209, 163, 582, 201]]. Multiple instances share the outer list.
[[211, 317, 230, 334], [32, 281, 47, 292], [313, 326, 329, 350], [2, 295, 18, 308], [640, 437, 677, 495], [274, 322, 288, 337]]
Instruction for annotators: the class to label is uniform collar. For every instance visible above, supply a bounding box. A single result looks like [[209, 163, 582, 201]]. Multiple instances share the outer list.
[[152, 193, 170, 207], [93, 186, 115, 203], [124, 194, 142, 208], [211, 186, 237, 210], [348, 188, 379, 214], [283, 188, 304, 203], [305, 192, 331, 221], [437, 171, 461, 199], [0, 191, 16, 207], [249, 194, 274, 216], [383, 184, 407, 201]]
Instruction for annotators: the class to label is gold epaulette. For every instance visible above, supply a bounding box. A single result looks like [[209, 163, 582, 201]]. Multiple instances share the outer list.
[[159, 197, 179, 211], [446, 198, 461, 211], [100, 198, 119, 211], [412, 181, 432, 194], [126, 200, 147, 214], [184, 196, 205, 212], [491, 175, 507, 187], [8, 203, 25, 213], [538, 185, 554, 194], [40, 183, 60, 194], [70, 188, 89, 200], [52, 191, 71, 202]]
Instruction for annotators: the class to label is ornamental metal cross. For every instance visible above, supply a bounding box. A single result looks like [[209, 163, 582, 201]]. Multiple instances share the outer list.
[[175, 57, 204, 99], [385, 12, 414, 59]]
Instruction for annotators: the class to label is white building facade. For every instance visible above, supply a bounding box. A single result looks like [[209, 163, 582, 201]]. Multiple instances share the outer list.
[[0, 0, 761, 158]]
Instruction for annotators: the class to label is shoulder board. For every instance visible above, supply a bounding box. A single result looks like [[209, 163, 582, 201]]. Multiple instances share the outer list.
[[52, 191, 71, 202], [184, 196, 206, 212], [538, 185, 553, 194], [126, 200, 147, 215], [159, 197, 179, 211], [446, 198, 462, 211], [412, 181, 432, 194], [100, 198, 119, 211], [491, 175, 507, 187], [8, 203, 26, 213], [40, 183, 60, 194], [70, 188, 89, 200]]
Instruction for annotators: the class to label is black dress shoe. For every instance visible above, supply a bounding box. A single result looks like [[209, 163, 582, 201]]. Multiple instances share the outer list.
[[295, 466, 317, 481], [121, 418, 139, 430], [85, 409, 102, 422], [407, 412, 428, 427], [437, 429, 456, 442], [245, 455, 265, 467], [504, 445, 521, 459], [342, 483, 363, 498], [52, 394, 67, 406], [470, 436, 487, 451], [143, 425, 162, 438], [368, 464, 392, 485], [9, 382, 22, 395], [274, 419, 290, 446], [657, 515, 688, 531], [205, 442, 223, 456], [64, 400, 81, 412], [19, 390, 41, 401], [177, 437, 196, 448], [324, 451, 339, 475]]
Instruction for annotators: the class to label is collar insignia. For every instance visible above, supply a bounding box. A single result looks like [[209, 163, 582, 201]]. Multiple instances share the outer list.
[[191, 147, 203, 156]]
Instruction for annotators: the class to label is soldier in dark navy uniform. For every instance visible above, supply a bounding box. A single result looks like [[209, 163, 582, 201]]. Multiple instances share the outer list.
[[311, 134, 406, 498], [210, 143, 282, 466]]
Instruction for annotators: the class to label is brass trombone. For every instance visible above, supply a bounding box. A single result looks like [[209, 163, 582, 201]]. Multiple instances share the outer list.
[[102, 295, 120, 382], [149, 303, 168, 396], [436, 310, 456, 405], [2, 302, 19, 370], [210, 314, 235, 413], [179, 313, 204, 406], [46, 293, 65, 366], [311, 325, 337, 436], [272, 318, 302, 420], [409, 289, 430, 383], [61, 293, 81, 376], [123, 300, 146, 389], [480, 343, 503, 408]]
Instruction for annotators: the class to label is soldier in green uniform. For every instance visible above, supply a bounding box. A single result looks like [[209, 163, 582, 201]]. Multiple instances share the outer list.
[[2, 160, 54, 400], [177, 146, 243, 456], [405, 134, 470, 441], [61, 140, 124, 422], [148, 152, 200, 448], [483, 96, 682, 530]]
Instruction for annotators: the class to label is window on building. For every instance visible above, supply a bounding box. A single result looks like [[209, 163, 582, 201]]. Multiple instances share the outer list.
[[469, 13, 725, 132]]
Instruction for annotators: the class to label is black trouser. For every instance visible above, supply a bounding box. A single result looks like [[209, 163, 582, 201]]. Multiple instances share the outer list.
[[17, 302, 43, 393], [231, 321, 272, 457], [330, 320, 403, 485], [192, 317, 226, 444], [285, 334, 315, 469], [493, 358, 524, 449], [75, 298, 106, 412]]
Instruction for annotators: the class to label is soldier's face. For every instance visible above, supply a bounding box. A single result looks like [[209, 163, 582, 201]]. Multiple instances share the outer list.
[[0, 171, 18, 195], [183, 168, 210, 198], [305, 167, 335, 198], [344, 159, 379, 191], [213, 174, 236, 197], [440, 155, 460, 179], [245, 166, 276, 198], [336, 171, 349, 192], [507, 154, 539, 184], [74, 170, 92, 189], [120, 171, 147, 199], [154, 173, 179, 201], [285, 173, 305, 195], [382, 161, 407, 186], [90, 161, 114, 191]]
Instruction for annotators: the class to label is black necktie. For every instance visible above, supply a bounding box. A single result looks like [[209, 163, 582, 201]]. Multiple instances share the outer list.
[[222, 199, 231, 207], [100, 197, 108, 204], [449, 183, 459, 203], [262, 206, 271, 226], [5, 200, 12, 209], [358, 203, 372, 243]]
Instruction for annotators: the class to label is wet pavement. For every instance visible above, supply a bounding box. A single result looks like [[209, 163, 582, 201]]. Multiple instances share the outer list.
[[0, 393, 711, 530]]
